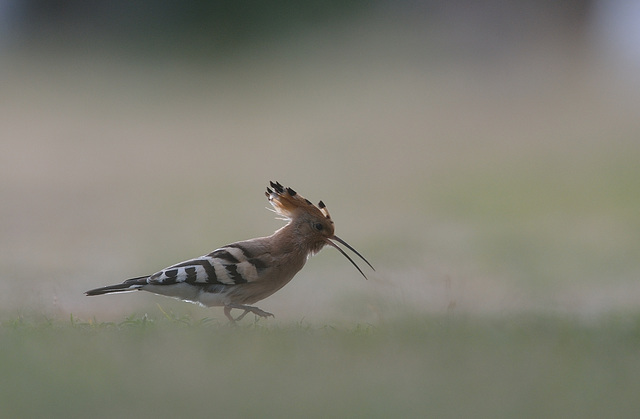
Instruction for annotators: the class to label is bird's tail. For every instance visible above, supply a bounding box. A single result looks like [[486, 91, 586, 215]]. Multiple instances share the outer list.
[[85, 276, 149, 296]]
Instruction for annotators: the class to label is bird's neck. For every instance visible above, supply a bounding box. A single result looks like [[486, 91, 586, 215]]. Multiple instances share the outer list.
[[270, 223, 321, 263]]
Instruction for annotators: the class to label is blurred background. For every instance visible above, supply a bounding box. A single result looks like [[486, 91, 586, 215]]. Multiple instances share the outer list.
[[1, 0, 639, 322]]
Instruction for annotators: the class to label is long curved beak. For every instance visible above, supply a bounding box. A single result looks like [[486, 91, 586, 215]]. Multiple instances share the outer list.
[[326, 235, 375, 280]]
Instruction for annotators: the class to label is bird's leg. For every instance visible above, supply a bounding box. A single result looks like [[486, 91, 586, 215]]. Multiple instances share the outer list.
[[234, 310, 251, 322], [224, 303, 274, 322], [223, 306, 237, 324]]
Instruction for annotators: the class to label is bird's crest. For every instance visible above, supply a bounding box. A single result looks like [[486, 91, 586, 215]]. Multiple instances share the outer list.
[[266, 181, 332, 222]]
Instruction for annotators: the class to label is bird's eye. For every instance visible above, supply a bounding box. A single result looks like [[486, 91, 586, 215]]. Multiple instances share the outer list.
[[314, 223, 324, 231]]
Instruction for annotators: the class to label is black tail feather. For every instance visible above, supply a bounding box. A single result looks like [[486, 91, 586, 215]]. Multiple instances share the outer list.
[[85, 276, 149, 296]]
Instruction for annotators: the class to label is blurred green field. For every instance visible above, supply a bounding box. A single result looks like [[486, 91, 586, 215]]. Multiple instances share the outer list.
[[3, 312, 640, 419], [2, 5, 640, 418]]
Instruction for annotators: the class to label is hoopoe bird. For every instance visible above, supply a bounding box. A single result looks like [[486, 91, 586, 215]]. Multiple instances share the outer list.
[[86, 181, 374, 323]]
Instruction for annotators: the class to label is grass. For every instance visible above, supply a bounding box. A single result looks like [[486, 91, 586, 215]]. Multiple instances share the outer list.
[[3, 311, 640, 419]]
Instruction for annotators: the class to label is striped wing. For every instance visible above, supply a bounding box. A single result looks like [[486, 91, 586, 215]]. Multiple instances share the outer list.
[[146, 242, 271, 287]]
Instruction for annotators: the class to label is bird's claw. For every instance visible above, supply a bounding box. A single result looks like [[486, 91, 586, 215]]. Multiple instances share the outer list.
[[225, 304, 274, 323]]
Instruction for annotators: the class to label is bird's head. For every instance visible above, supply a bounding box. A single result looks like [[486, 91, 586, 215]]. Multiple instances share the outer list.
[[266, 181, 374, 279]]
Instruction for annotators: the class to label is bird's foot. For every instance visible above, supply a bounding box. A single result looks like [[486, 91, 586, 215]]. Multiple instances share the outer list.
[[224, 304, 274, 323]]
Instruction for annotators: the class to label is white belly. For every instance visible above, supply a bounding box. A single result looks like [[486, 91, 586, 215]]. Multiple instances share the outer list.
[[142, 283, 229, 307]]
